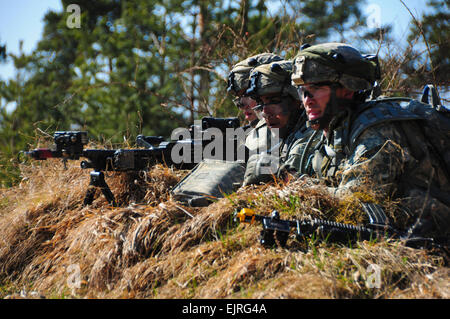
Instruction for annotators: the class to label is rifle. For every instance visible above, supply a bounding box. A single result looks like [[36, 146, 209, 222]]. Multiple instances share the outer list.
[[234, 204, 438, 249], [22, 117, 244, 207]]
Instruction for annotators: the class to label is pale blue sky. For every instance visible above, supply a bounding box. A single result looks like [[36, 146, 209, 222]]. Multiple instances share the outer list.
[[0, 0, 432, 82], [0, 0, 62, 79]]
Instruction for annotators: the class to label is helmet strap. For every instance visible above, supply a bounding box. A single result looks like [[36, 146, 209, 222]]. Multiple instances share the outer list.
[[227, 72, 236, 93]]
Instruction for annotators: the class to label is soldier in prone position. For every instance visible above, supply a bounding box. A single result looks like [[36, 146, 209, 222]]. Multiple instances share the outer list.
[[227, 53, 283, 156], [242, 59, 315, 186], [279, 42, 450, 240]]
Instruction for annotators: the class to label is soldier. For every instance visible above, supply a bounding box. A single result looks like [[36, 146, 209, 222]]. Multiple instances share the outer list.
[[169, 53, 284, 207], [227, 53, 283, 156], [242, 59, 312, 186], [283, 42, 450, 239]]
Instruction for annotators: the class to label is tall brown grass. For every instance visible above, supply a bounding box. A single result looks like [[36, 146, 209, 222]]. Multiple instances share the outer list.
[[0, 157, 448, 299]]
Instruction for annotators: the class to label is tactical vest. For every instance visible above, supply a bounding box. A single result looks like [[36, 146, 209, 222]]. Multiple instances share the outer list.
[[348, 98, 450, 174], [245, 119, 272, 156], [341, 97, 450, 206], [307, 95, 450, 191]]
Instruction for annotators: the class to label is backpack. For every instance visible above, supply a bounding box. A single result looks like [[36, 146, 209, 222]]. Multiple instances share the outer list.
[[347, 84, 450, 204], [349, 85, 449, 161]]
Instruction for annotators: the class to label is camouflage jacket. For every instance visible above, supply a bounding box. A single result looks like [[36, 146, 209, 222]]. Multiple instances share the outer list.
[[282, 101, 450, 238], [242, 117, 313, 186], [244, 119, 272, 156]]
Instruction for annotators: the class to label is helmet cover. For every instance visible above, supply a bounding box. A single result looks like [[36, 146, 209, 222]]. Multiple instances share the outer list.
[[246, 60, 300, 101], [291, 42, 380, 91], [227, 53, 283, 95]]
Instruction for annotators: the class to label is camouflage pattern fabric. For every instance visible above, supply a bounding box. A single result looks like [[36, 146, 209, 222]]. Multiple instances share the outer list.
[[243, 153, 279, 186], [242, 119, 314, 186], [278, 129, 322, 176], [245, 119, 273, 156], [247, 60, 300, 101], [291, 42, 379, 91], [228, 53, 283, 96], [282, 101, 450, 239]]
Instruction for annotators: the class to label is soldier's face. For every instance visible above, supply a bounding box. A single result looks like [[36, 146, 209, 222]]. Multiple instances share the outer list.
[[300, 84, 331, 125], [235, 96, 258, 122], [258, 95, 290, 129], [300, 84, 353, 130]]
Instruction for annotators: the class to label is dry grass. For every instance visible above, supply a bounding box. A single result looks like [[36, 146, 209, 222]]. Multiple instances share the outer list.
[[0, 160, 448, 299]]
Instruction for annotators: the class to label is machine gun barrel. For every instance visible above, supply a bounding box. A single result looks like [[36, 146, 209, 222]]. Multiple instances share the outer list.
[[24, 148, 60, 160]]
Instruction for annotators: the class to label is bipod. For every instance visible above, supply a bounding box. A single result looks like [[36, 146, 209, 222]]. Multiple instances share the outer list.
[[83, 171, 117, 207]]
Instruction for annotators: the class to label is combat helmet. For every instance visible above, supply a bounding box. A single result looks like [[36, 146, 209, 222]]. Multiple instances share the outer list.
[[245, 60, 303, 134], [227, 53, 283, 96], [291, 43, 380, 129], [246, 60, 300, 102], [291, 42, 380, 92]]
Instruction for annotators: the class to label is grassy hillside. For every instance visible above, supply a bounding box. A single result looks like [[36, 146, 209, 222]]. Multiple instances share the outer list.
[[0, 158, 448, 299]]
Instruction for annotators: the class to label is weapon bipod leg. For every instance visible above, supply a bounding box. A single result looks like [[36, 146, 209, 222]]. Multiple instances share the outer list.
[[83, 171, 117, 207]]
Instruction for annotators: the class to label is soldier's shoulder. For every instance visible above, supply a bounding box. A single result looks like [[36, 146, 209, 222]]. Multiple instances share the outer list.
[[254, 119, 267, 129], [288, 125, 315, 141], [349, 99, 422, 148], [351, 121, 405, 149]]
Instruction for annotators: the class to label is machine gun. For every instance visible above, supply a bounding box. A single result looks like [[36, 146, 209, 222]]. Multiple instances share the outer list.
[[23, 131, 185, 207], [234, 204, 438, 249], [136, 116, 245, 162], [22, 117, 244, 207], [135, 117, 241, 149]]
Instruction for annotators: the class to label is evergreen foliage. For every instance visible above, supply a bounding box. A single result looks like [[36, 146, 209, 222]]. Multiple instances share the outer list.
[[0, 0, 447, 187]]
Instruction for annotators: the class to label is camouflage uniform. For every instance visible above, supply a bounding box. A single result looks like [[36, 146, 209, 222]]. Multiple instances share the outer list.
[[285, 102, 450, 238], [285, 42, 450, 239], [227, 53, 283, 156], [244, 119, 271, 155], [242, 60, 313, 186]]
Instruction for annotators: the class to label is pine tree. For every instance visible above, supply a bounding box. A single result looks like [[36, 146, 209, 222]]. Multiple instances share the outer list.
[[0, 0, 372, 186], [402, 0, 449, 96]]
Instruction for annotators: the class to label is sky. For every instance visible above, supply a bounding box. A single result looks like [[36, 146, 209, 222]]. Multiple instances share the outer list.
[[0, 0, 433, 82], [0, 0, 62, 80]]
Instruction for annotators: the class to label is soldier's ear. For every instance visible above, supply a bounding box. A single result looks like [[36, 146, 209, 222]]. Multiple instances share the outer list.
[[336, 87, 354, 100]]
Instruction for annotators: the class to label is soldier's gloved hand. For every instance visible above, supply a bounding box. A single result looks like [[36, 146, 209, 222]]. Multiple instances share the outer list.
[[243, 153, 280, 186]]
